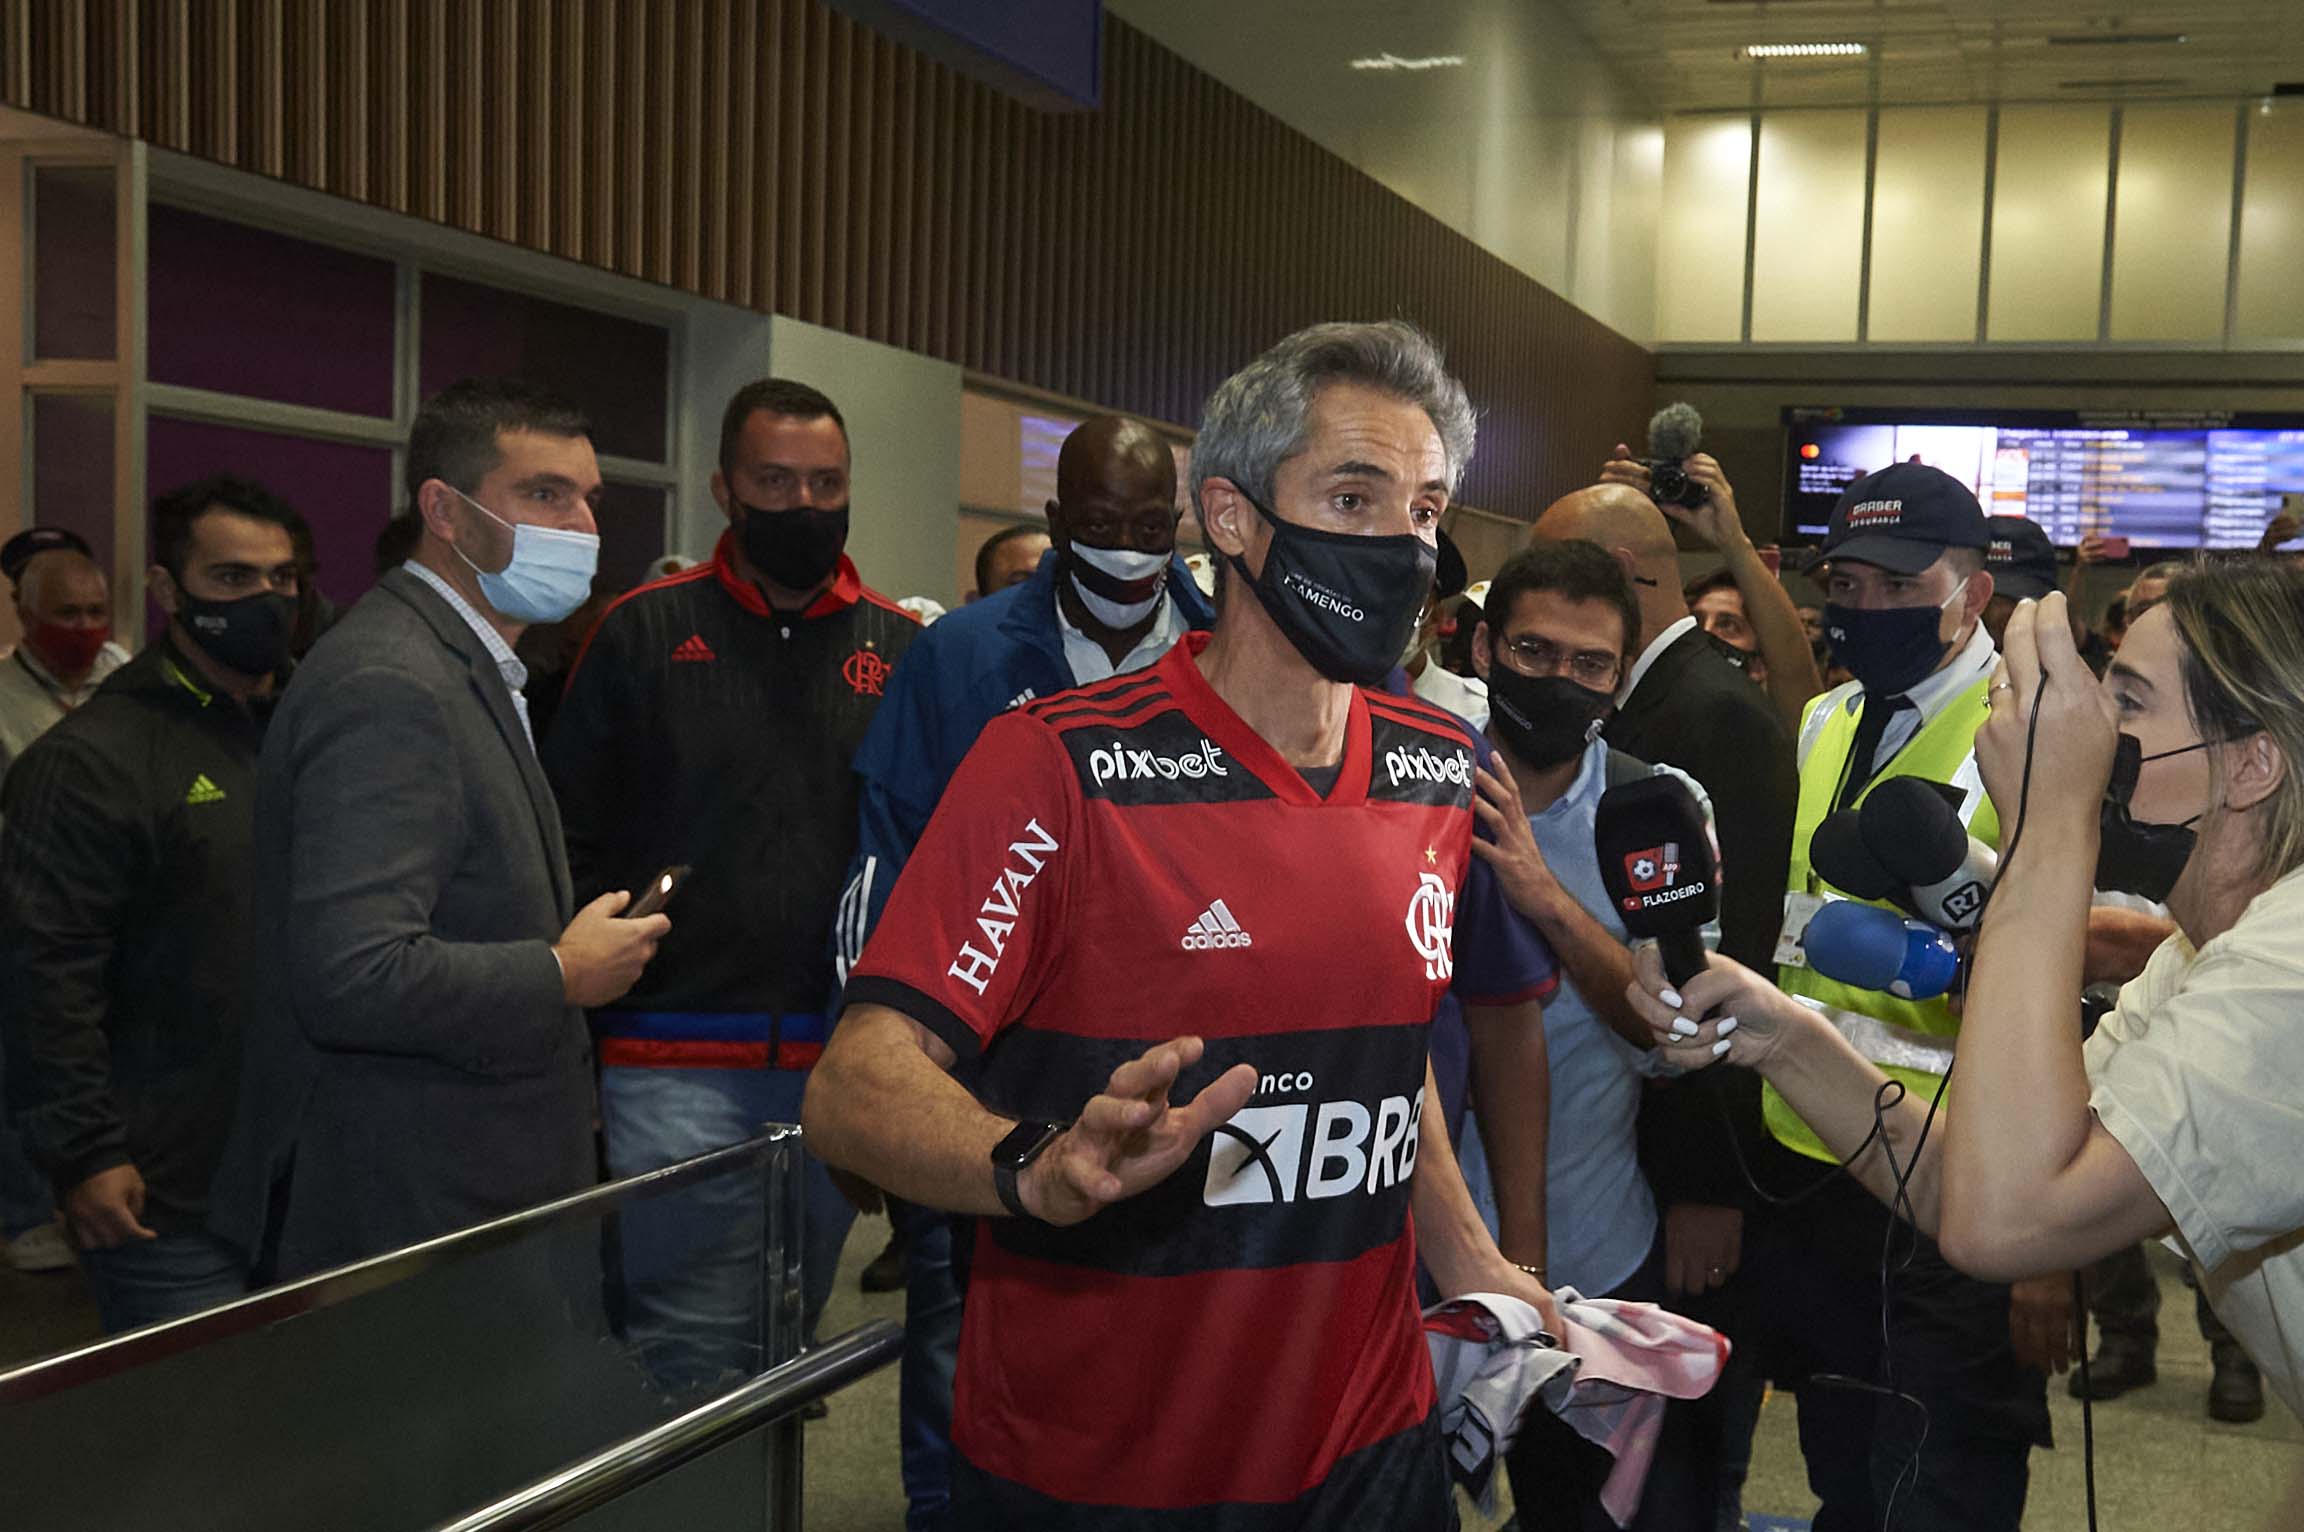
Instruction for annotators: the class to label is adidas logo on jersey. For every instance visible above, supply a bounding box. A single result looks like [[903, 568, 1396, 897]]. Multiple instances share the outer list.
[[184, 774, 226, 805], [672, 635, 716, 662], [1180, 899, 1253, 951]]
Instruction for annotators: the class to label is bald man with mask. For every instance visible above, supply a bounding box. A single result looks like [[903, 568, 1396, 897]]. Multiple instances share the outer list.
[[0, 544, 130, 781], [836, 413, 1215, 1531], [1530, 481, 1797, 1528]]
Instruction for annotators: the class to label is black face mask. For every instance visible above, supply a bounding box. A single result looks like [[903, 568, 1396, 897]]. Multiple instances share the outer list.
[[1824, 590, 1958, 698], [1487, 668, 1613, 770], [1225, 489, 1436, 686], [2096, 732, 2215, 902], [737, 501, 849, 592], [178, 589, 297, 678]]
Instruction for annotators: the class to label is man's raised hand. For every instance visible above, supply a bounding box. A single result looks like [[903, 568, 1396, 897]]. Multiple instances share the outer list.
[[1019, 1038, 1258, 1227]]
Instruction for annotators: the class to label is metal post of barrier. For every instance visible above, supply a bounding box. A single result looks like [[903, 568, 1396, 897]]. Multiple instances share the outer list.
[[758, 1122, 808, 1527]]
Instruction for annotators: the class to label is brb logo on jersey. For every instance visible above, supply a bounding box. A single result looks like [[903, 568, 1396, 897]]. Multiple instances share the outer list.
[[1089, 738, 1226, 785], [1405, 872, 1455, 981], [945, 819, 1059, 997], [1202, 1085, 1424, 1207], [1384, 745, 1472, 790]]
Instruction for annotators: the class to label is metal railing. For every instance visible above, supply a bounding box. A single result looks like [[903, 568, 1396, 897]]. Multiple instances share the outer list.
[[0, 1124, 884, 1532], [428, 1319, 903, 1532], [0, 1130, 795, 1407]]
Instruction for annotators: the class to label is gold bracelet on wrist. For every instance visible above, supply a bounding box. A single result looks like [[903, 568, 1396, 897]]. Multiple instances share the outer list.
[[1512, 1261, 1548, 1282]]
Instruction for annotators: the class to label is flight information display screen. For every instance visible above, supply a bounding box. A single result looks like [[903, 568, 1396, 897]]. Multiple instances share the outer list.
[[1783, 408, 2304, 548]]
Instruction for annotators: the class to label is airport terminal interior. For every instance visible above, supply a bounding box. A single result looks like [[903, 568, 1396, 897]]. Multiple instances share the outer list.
[[2, 1, 2303, 1529]]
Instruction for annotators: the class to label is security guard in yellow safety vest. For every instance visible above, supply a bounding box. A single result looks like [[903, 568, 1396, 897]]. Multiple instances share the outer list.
[[1743, 463, 2054, 1532]]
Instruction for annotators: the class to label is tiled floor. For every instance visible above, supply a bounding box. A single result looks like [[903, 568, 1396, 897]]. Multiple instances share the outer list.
[[806, 1227, 2304, 1531], [8, 1224, 2299, 1528]]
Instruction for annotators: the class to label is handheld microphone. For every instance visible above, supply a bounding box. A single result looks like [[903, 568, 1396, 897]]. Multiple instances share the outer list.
[[1809, 809, 1906, 905], [1801, 899, 1960, 1001], [1595, 772, 1720, 989], [1859, 776, 1998, 933], [1646, 402, 1704, 462]]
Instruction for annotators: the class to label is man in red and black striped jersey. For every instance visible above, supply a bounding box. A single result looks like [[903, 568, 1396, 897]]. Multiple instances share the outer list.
[[542, 379, 919, 1387], [807, 323, 1557, 1529]]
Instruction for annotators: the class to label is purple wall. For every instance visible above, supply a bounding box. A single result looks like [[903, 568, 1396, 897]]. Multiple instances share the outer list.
[[148, 204, 397, 419], [145, 418, 396, 609]]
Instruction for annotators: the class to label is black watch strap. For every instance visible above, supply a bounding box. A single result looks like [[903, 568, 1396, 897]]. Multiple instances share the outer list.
[[990, 1119, 1066, 1222]]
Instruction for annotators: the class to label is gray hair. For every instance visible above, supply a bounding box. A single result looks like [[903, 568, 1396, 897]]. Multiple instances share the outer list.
[[1189, 321, 1477, 514]]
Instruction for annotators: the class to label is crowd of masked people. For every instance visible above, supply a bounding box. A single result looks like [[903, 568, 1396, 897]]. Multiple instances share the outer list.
[[3, 327, 2303, 1532]]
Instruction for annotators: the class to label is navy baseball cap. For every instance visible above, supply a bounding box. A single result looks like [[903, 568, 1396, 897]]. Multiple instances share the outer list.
[[1985, 515, 2058, 601], [0, 526, 92, 584], [1815, 462, 1989, 575]]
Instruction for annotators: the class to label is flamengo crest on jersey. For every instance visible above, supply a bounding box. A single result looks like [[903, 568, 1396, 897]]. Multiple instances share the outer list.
[[1405, 872, 1455, 981]]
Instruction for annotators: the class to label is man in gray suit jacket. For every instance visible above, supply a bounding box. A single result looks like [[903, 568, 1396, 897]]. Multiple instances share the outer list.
[[216, 380, 668, 1280]]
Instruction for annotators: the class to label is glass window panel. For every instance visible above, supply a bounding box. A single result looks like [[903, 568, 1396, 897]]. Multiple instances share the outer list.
[[1868, 107, 1988, 343], [1658, 117, 1752, 342], [30, 393, 115, 573], [1751, 111, 1867, 342], [1987, 105, 2112, 342], [147, 205, 397, 417], [2235, 103, 2304, 343], [145, 417, 396, 611], [419, 274, 671, 464], [31, 164, 116, 361], [2109, 104, 2237, 342]]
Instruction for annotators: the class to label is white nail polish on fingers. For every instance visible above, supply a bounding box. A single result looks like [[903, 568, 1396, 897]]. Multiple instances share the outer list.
[[1717, 1017, 1739, 1036], [1659, 988, 1684, 1010], [1711, 1039, 1733, 1057], [1670, 1018, 1699, 1038]]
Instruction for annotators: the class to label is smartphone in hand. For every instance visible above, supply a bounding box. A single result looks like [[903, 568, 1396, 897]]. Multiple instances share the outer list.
[[625, 866, 690, 919]]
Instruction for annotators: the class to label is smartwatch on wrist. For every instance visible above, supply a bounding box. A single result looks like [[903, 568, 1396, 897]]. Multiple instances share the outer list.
[[990, 1120, 1067, 1221]]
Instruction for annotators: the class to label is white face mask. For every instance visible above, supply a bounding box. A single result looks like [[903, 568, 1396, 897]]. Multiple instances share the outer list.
[[1064, 541, 1169, 628], [453, 488, 600, 624]]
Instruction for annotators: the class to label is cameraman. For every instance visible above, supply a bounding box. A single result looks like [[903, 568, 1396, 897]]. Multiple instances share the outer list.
[[1602, 445, 1824, 728], [1630, 567, 2304, 1428]]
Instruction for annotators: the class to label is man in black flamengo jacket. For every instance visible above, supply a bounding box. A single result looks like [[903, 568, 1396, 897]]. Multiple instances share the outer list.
[[0, 475, 306, 1333], [543, 378, 919, 1389]]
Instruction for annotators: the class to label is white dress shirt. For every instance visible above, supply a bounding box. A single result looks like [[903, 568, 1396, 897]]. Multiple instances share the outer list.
[[404, 560, 534, 747], [1057, 587, 1188, 685]]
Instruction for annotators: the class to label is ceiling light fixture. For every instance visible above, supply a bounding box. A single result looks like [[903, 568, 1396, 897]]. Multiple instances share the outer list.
[[1349, 52, 1468, 72], [1740, 41, 1866, 59]]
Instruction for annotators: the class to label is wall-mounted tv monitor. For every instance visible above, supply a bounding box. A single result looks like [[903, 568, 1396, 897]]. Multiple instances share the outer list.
[[1783, 407, 2304, 549]]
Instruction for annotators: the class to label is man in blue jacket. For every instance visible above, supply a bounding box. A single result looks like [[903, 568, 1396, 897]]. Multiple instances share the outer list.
[[835, 414, 1213, 1532]]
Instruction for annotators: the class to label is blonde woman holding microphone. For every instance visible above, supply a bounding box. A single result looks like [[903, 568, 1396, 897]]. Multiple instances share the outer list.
[[1627, 560, 2304, 1422]]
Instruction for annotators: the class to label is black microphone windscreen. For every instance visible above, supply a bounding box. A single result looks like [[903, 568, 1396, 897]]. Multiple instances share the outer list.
[[1646, 402, 1704, 463], [1809, 810, 1902, 901], [1594, 772, 1720, 940], [1860, 776, 1972, 886]]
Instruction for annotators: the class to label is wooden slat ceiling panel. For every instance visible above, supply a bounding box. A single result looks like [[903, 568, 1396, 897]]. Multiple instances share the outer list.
[[0, 0, 1652, 518]]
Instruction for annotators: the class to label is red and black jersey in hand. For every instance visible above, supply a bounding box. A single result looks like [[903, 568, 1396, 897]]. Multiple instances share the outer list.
[[542, 533, 918, 1067], [845, 633, 1475, 1530]]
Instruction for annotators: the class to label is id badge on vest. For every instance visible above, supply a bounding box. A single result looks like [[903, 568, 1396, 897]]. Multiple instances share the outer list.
[[1775, 890, 1827, 970]]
